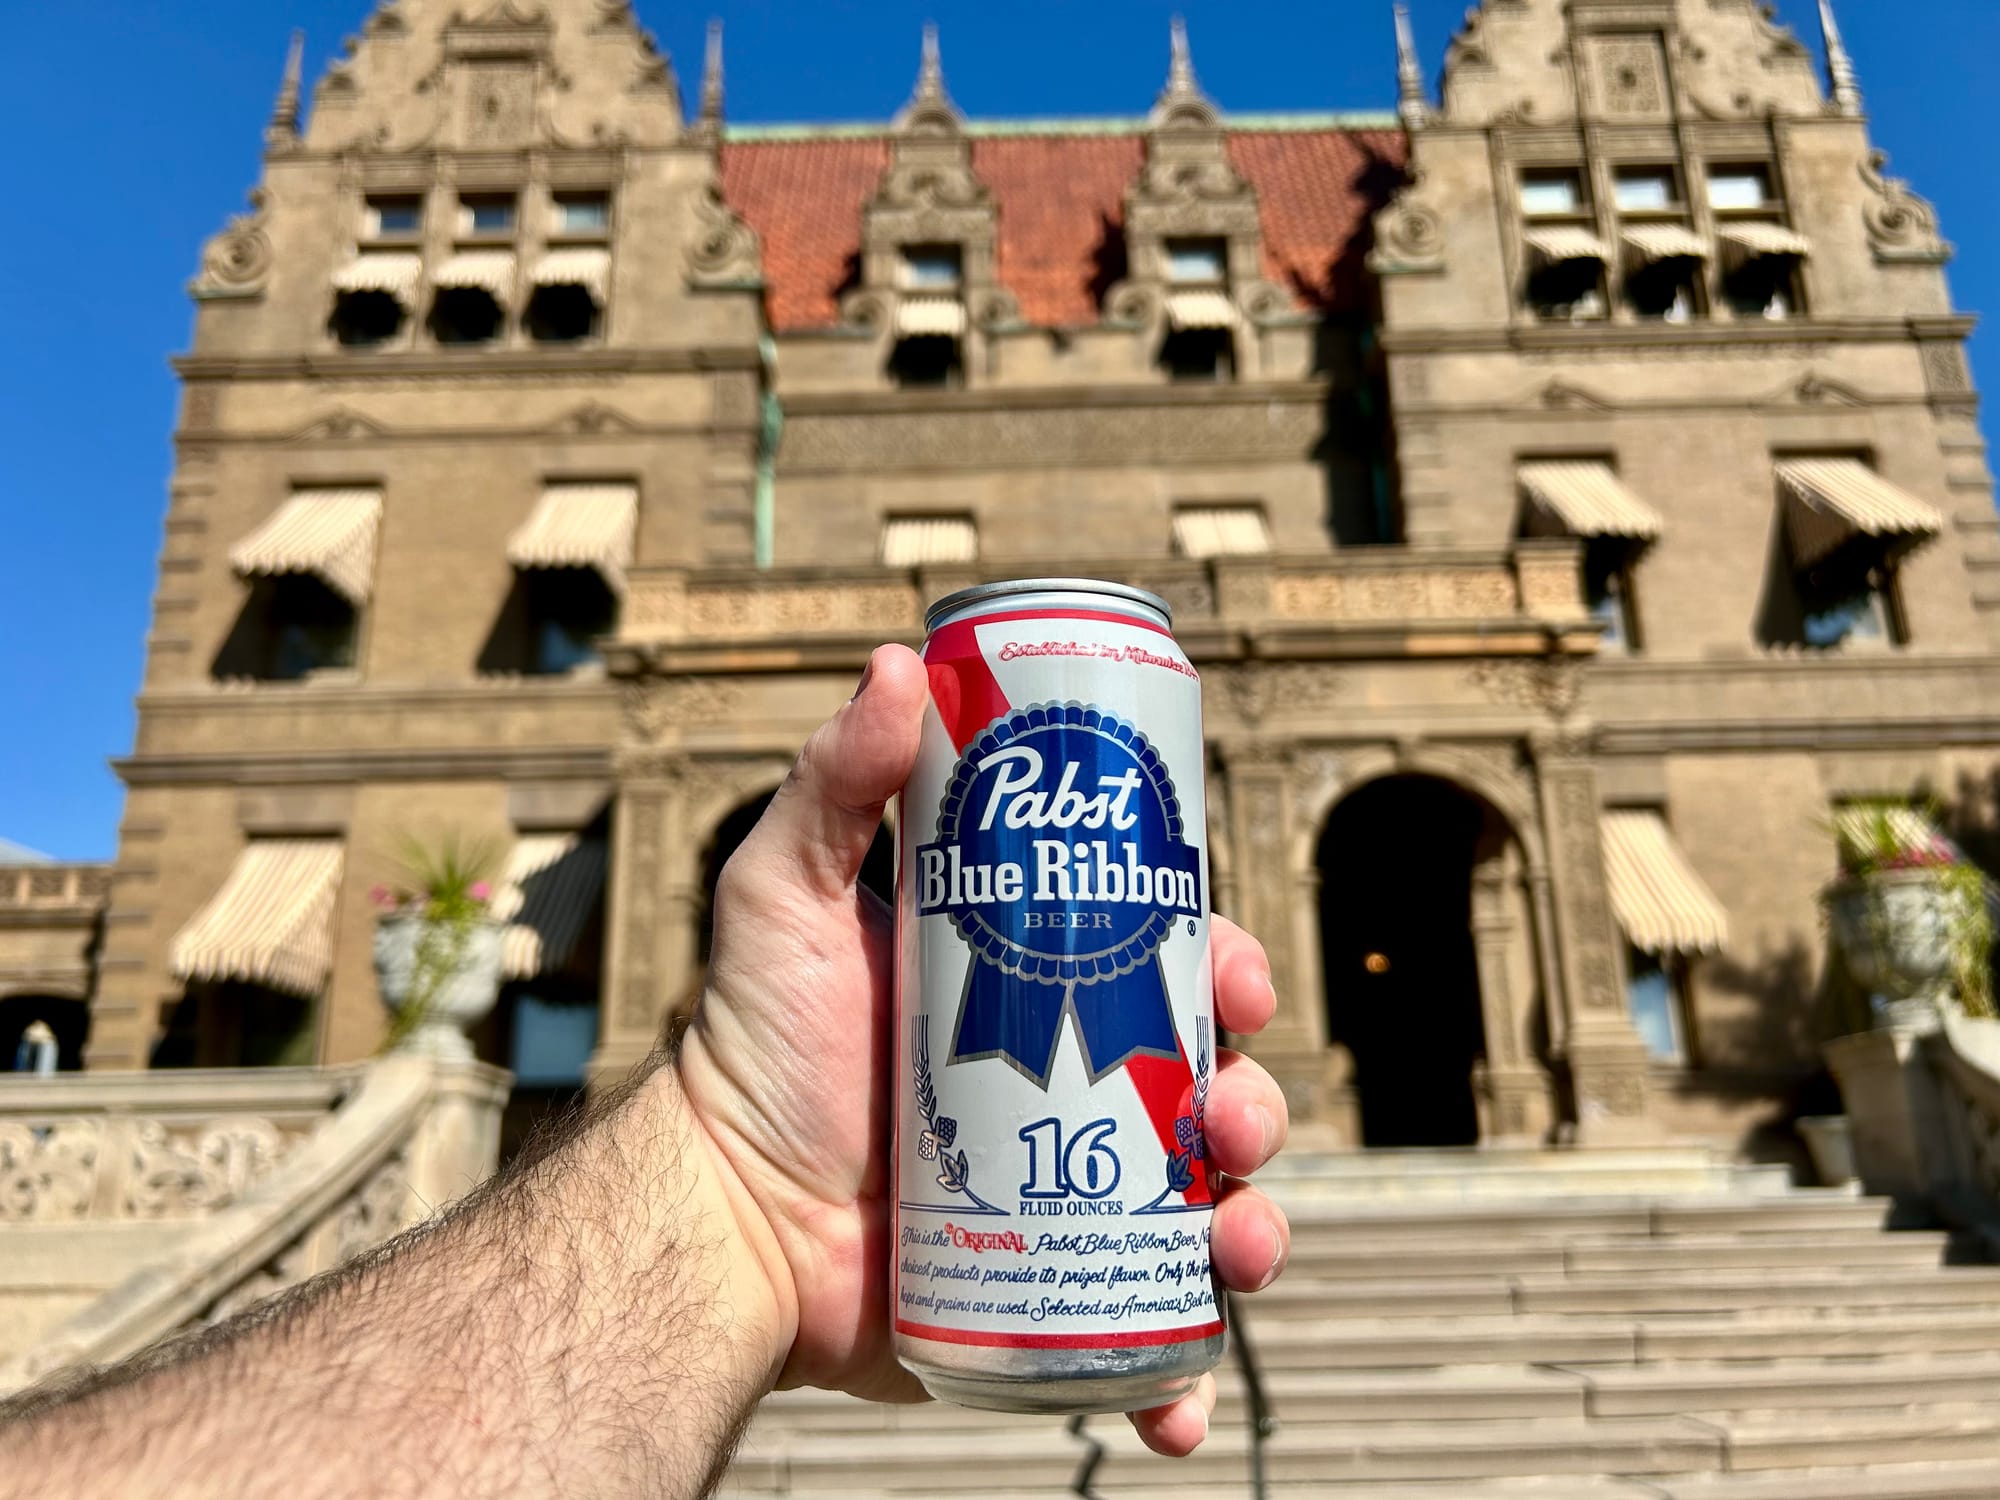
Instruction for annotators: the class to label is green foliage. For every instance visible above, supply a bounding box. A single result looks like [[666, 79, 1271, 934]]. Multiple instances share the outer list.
[[1939, 861, 1998, 1020], [375, 834, 498, 1055]]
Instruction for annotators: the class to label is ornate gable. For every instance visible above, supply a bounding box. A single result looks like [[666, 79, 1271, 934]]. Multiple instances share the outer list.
[[299, 0, 682, 156]]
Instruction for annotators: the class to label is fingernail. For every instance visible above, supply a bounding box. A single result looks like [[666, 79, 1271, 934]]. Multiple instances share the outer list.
[[1259, 1220, 1284, 1289], [1259, 969, 1278, 1011], [1254, 1103, 1279, 1158], [849, 654, 876, 703], [1193, 1402, 1210, 1443]]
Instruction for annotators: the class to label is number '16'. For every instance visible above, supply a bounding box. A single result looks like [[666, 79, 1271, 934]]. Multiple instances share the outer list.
[[1019, 1118, 1122, 1199]]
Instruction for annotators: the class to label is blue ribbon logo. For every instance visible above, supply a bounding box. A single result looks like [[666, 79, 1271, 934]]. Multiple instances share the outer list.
[[917, 703, 1202, 1088]]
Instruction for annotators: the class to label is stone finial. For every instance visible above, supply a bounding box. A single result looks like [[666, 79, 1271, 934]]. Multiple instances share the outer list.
[[694, 18, 724, 144], [1151, 15, 1219, 128], [895, 23, 962, 131], [1819, 0, 1864, 118], [1394, 4, 1430, 129], [265, 29, 305, 151]]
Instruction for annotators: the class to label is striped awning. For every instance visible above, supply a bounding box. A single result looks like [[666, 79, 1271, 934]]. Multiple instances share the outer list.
[[507, 483, 637, 595], [1720, 223, 1812, 265], [1621, 225, 1709, 264], [1601, 812, 1728, 956], [494, 834, 609, 981], [230, 489, 383, 606], [881, 515, 978, 566], [896, 295, 967, 337], [1174, 504, 1273, 558], [434, 250, 517, 301], [332, 253, 423, 308], [1519, 462, 1664, 541], [1525, 227, 1610, 265], [1777, 459, 1943, 569], [532, 247, 611, 303], [170, 840, 344, 998], [1167, 289, 1240, 330]]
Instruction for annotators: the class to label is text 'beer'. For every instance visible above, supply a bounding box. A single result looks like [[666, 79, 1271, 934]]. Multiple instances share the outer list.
[[893, 579, 1222, 1414]]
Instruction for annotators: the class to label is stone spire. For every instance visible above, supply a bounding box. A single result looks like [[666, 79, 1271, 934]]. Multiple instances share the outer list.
[[694, 19, 725, 144], [265, 29, 305, 151], [895, 23, 961, 132], [1819, 0, 1864, 118], [1394, 3, 1429, 129], [1151, 16, 1219, 128]]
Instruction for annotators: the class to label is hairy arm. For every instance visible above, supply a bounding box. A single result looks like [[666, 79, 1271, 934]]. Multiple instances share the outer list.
[[0, 1057, 798, 1500]]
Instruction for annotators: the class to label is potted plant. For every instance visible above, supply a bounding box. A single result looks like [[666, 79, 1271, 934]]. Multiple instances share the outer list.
[[371, 837, 504, 1060], [1823, 804, 1995, 1031]]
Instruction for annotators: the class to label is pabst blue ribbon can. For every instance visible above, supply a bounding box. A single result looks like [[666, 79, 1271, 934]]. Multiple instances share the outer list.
[[894, 579, 1222, 1413]]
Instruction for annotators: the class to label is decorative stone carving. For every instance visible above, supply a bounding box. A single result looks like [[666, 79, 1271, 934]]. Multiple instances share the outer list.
[[1861, 152, 1952, 265], [616, 789, 665, 1029], [685, 179, 762, 288], [1219, 665, 1347, 726], [622, 677, 744, 743], [1469, 658, 1584, 721], [1922, 343, 1973, 396], [1549, 771, 1621, 1013], [190, 189, 274, 300], [334, 1154, 415, 1262], [0, 1120, 100, 1221], [1585, 34, 1669, 119], [1369, 167, 1446, 277], [1271, 566, 1518, 624], [124, 1117, 291, 1218], [678, 583, 916, 640]]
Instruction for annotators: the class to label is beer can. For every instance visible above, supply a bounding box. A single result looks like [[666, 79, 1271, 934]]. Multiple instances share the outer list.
[[894, 578, 1223, 1414]]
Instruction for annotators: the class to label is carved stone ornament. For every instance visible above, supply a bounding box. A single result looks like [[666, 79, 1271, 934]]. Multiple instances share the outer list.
[[124, 1117, 291, 1218], [1861, 152, 1952, 265], [1219, 664, 1347, 725], [1469, 658, 1585, 721], [622, 676, 745, 743], [685, 178, 763, 288], [335, 1154, 415, 1261], [1369, 169, 1446, 277], [0, 1120, 100, 1221], [191, 188, 275, 300]]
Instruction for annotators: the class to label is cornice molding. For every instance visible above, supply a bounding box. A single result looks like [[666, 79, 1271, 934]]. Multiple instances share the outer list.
[[777, 379, 1330, 420], [1382, 316, 1978, 358], [171, 346, 763, 382], [116, 746, 613, 787]]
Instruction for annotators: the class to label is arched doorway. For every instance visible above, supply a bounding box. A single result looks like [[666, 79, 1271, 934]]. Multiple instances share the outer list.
[[1318, 775, 1499, 1147], [0, 994, 89, 1072], [698, 791, 895, 964]]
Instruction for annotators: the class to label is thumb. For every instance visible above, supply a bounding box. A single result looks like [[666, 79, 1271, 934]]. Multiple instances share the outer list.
[[732, 644, 928, 902]]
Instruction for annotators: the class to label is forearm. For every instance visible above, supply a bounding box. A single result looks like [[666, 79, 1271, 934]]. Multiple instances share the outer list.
[[0, 1059, 793, 1500]]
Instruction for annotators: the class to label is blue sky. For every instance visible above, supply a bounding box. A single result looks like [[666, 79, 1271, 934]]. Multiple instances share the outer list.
[[0, 1, 1993, 859]]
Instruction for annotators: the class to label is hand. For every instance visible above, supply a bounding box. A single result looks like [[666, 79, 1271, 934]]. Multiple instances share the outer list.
[[678, 643, 1293, 1455]]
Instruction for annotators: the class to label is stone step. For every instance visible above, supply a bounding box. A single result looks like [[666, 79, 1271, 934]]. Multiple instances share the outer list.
[[1251, 1266, 2000, 1318], [1568, 1351, 2000, 1416], [1250, 1307, 2000, 1367], [1274, 1193, 1894, 1241], [1715, 1403, 2000, 1472], [1258, 1152, 1793, 1204], [1286, 1231, 1957, 1280]]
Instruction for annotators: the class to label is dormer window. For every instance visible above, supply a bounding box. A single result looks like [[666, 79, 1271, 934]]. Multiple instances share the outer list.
[[365, 197, 423, 240], [461, 195, 517, 238], [1166, 237, 1227, 285], [900, 244, 963, 291], [553, 194, 610, 236], [1613, 167, 1681, 214], [1708, 166, 1775, 212]]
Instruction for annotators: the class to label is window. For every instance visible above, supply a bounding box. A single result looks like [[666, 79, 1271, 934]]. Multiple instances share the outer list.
[[1626, 262, 1698, 323], [261, 576, 359, 681], [525, 570, 616, 675], [330, 290, 406, 347], [527, 285, 599, 343], [1725, 253, 1798, 320], [365, 196, 423, 238], [461, 195, 517, 237], [1520, 169, 1587, 217], [888, 335, 962, 389], [900, 244, 963, 291], [431, 288, 505, 345], [1708, 165, 1775, 212], [1160, 327, 1234, 383], [553, 193, 610, 235], [881, 514, 978, 566], [1800, 566, 1900, 652], [509, 992, 600, 1088], [1613, 167, 1680, 213], [1625, 947, 1691, 1063], [1166, 237, 1228, 284], [1584, 538, 1643, 653]]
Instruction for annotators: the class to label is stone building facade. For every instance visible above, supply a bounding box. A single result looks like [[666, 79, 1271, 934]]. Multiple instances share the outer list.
[[82, 0, 1999, 1151]]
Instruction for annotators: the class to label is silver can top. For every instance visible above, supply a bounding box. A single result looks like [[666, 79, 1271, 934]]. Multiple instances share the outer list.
[[923, 577, 1175, 634]]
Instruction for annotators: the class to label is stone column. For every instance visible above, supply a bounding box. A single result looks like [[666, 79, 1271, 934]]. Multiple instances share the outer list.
[[1533, 737, 1656, 1142], [1471, 863, 1550, 1142], [589, 760, 689, 1088]]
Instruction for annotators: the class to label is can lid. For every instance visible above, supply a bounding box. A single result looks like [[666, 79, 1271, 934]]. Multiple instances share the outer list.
[[923, 577, 1174, 633]]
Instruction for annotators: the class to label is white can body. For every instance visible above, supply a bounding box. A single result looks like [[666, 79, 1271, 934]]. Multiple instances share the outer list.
[[894, 580, 1223, 1414]]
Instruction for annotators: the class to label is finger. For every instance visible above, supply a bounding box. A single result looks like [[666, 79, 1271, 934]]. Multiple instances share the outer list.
[[1210, 1182, 1289, 1293], [732, 645, 928, 902], [1129, 1371, 1217, 1457], [1212, 916, 1277, 1035], [1203, 1051, 1289, 1177]]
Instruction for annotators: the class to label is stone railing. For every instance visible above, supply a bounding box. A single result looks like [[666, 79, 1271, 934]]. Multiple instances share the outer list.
[[0, 1057, 509, 1394], [0, 865, 111, 913], [616, 542, 1591, 651]]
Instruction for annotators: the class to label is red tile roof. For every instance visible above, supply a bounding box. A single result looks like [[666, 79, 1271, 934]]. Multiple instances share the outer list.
[[718, 126, 1408, 333]]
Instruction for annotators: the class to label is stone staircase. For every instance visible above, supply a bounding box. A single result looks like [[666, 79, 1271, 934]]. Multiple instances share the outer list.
[[726, 1147, 2000, 1499]]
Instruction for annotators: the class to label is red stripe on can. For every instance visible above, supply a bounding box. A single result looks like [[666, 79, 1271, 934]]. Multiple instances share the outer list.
[[895, 1317, 1226, 1350]]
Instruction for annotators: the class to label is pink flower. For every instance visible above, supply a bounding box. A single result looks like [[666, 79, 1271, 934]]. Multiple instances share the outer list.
[[470, 881, 492, 903], [369, 884, 394, 910]]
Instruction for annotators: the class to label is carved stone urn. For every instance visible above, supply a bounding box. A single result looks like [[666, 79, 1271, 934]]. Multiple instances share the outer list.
[[1825, 870, 1956, 1031], [373, 915, 505, 1061]]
